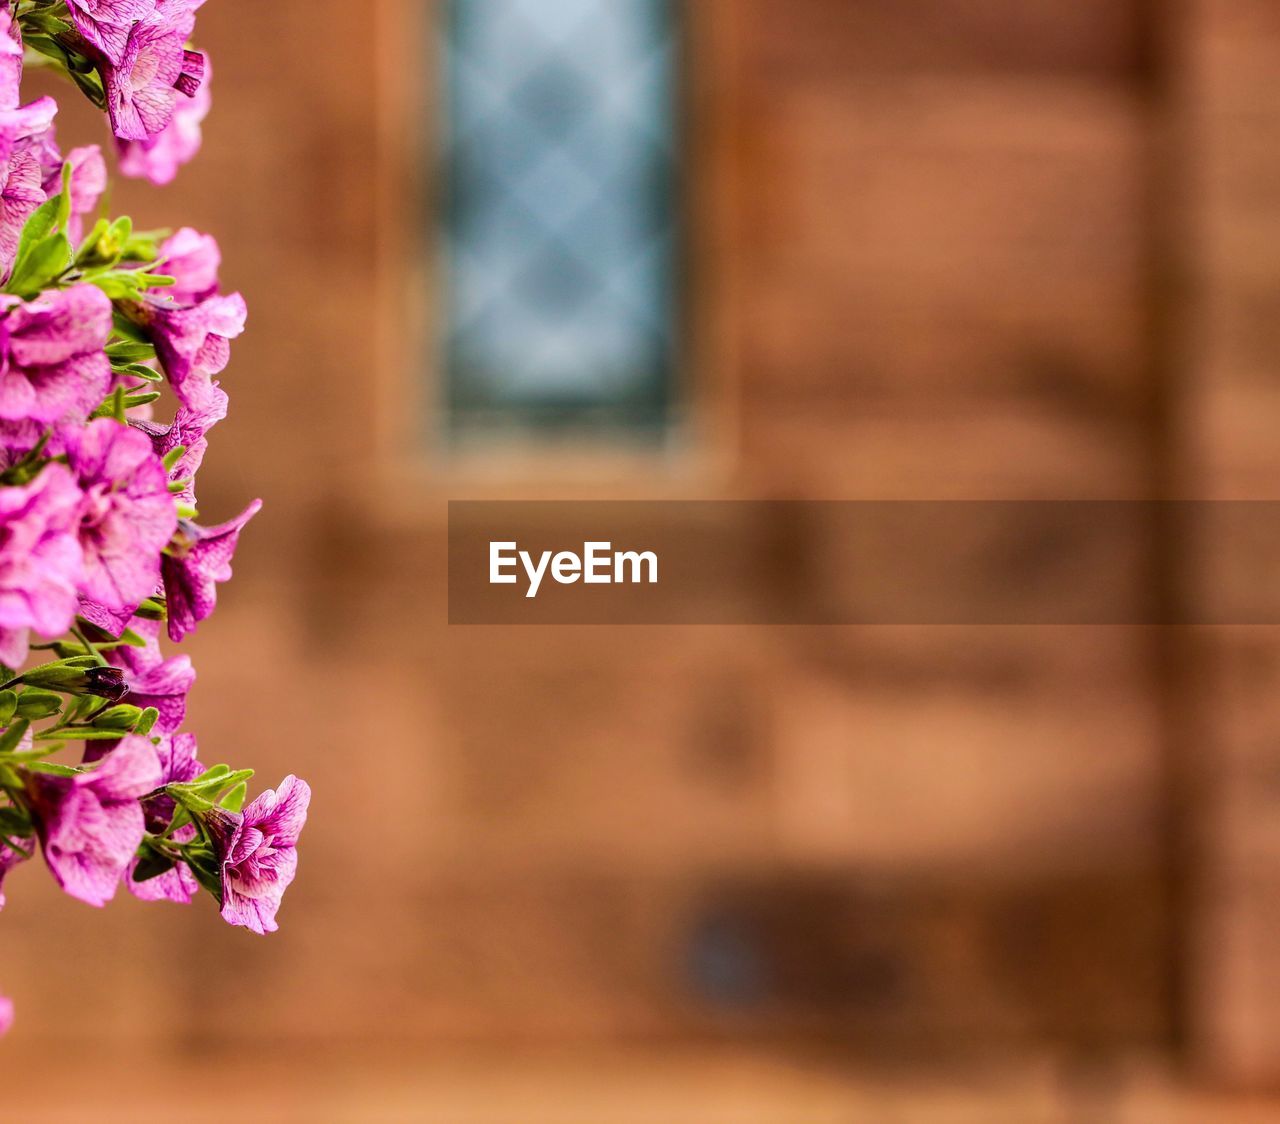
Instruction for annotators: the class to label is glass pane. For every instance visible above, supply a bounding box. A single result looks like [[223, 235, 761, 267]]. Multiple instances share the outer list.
[[439, 0, 681, 442]]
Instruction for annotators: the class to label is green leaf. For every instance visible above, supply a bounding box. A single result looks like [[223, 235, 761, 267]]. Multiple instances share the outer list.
[[162, 445, 188, 473], [15, 690, 61, 720], [123, 391, 161, 409], [91, 704, 144, 731], [122, 228, 168, 263], [168, 787, 215, 815], [61, 696, 96, 725], [131, 844, 176, 884], [0, 690, 17, 728], [7, 232, 72, 298], [54, 160, 73, 233], [19, 34, 74, 73], [28, 761, 83, 777], [134, 707, 159, 737], [107, 216, 132, 250], [220, 781, 248, 814], [105, 340, 156, 363], [133, 596, 167, 622], [75, 217, 111, 265], [0, 807, 32, 837], [21, 10, 74, 37], [181, 843, 223, 902], [0, 719, 30, 756], [88, 270, 145, 302], [170, 767, 255, 809], [111, 311, 149, 343], [117, 628, 148, 649], [68, 66, 106, 109], [13, 197, 61, 274], [89, 384, 127, 422], [112, 363, 161, 382], [36, 728, 129, 742]]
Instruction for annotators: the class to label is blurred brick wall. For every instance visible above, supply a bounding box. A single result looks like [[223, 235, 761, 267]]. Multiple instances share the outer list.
[[1185, 0, 1280, 1086], [5, 0, 1280, 1090]]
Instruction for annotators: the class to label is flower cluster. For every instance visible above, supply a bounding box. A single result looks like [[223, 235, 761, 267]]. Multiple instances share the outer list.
[[0, 0, 308, 1033], [15, 0, 212, 185]]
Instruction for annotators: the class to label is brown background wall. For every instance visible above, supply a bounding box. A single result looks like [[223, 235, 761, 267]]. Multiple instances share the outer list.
[[7, 0, 1280, 1117]]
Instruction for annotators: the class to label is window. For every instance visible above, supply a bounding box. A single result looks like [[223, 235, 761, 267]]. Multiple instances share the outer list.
[[438, 0, 683, 444]]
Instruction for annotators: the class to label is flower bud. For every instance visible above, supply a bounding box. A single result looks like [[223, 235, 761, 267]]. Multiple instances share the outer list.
[[84, 667, 129, 703], [20, 660, 128, 702], [91, 704, 145, 731]]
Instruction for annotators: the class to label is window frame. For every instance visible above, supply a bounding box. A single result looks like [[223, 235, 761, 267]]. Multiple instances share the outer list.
[[370, 0, 744, 501]]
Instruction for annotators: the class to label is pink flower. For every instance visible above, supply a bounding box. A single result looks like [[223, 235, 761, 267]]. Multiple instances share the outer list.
[[0, 464, 85, 667], [65, 418, 178, 614], [0, 97, 58, 272], [109, 615, 194, 732], [175, 49, 205, 98], [132, 289, 245, 416], [0, 11, 23, 111], [0, 836, 31, 909], [0, 994, 12, 1035], [215, 775, 310, 935], [47, 146, 108, 246], [157, 227, 219, 303], [76, 595, 135, 638], [0, 285, 113, 424], [103, 10, 194, 142], [131, 397, 223, 506], [0, 97, 58, 166], [0, 149, 43, 271], [116, 53, 209, 185], [128, 730, 201, 903], [66, 0, 157, 66], [31, 734, 162, 907], [161, 498, 260, 641]]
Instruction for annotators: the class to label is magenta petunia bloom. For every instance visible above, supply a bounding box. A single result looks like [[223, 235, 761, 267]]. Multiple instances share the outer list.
[[132, 397, 222, 506], [175, 48, 204, 99], [0, 850, 22, 907], [0, 284, 113, 424], [132, 289, 244, 417], [49, 145, 108, 246], [109, 615, 194, 732], [127, 730, 201, 903], [116, 51, 209, 185], [65, 418, 178, 614], [66, 0, 157, 67], [0, 464, 85, 667], [0, 837, 31, 909], [215, 774, 309, 935], [102, 9, 194, 142], [76, 594, 135, 639], [161, 498, 260, 642], [0, 419, 54, 471], [0, 993, 12, 1035], [30, 734, 162, 907], [157, 227, 219, 303], [0, 96, 57, 165], [139, 730, 202, 821], [0, 97, 57, 274], [0, 11, 22, 112], [0, 149, 42, 271]]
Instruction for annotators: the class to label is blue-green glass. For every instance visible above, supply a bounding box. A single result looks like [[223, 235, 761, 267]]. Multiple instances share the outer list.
[[439, 0, 681, 440]]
